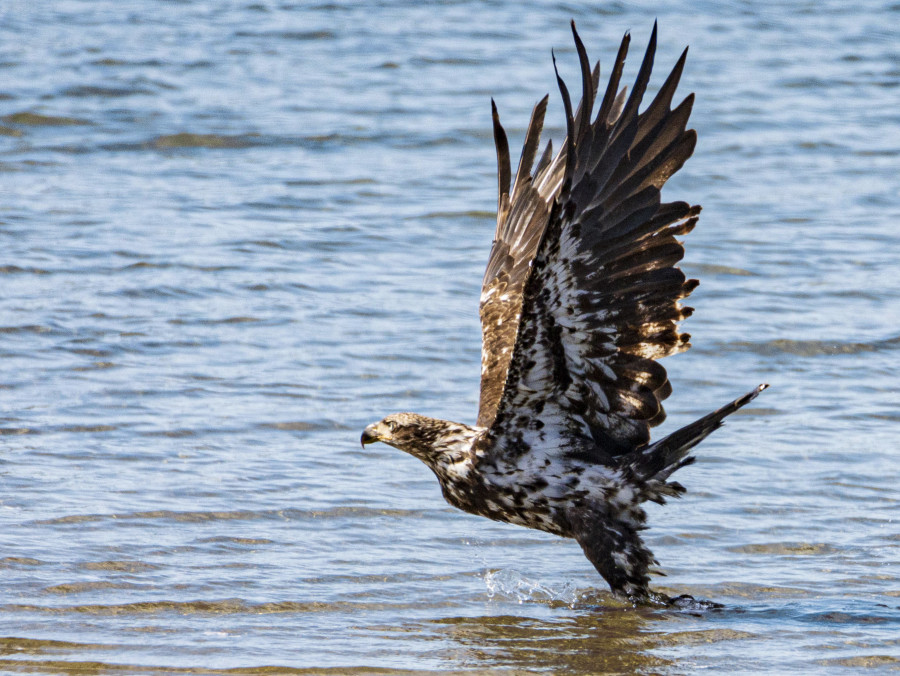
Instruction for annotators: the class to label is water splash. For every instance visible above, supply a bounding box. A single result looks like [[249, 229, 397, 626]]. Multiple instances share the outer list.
[[483, 568, 581, 606]]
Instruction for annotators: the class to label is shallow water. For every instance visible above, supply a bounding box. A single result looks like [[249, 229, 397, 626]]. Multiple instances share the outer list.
[[1, 1, 899, 673]]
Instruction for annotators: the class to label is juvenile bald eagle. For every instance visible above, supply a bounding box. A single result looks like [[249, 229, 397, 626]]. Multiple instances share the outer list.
[[362, 22, 767, 603]]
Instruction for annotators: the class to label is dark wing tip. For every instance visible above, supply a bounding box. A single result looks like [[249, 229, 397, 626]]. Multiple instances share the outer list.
[[513, 94, 550, 191], [570, 19, 594, 141], [552, 49, 576, 185], [570, 20, 583, 51], [491, 98, 511, 202]]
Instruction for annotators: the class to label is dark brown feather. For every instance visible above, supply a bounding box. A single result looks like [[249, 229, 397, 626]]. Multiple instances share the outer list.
[[481, 23, 702, 458], [491, 98, 511, 226], [478, 98, 562, 427]]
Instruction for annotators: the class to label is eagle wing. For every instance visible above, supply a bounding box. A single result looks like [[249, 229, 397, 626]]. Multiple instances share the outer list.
[[478, 22, 700, 461], [476, 97, 554, 428], [477, 54, 602, 427]]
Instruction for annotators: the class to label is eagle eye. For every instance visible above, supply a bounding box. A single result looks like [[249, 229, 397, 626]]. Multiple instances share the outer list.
[[386, 420, 397, 432]]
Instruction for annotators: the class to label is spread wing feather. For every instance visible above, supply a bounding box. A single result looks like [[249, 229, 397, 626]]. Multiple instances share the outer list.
[[477, 52, 603, 428], [477, 96, 557, 427], [479, 22, 700, 460]]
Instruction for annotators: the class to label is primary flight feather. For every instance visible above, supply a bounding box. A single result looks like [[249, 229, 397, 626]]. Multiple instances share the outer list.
[[362, 21, 767, 602]]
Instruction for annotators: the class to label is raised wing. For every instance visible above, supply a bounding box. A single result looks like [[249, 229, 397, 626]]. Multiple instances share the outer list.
[[477, 98, 554, 428], [477, 57, 603, 428], [483, 22, 701, 460]]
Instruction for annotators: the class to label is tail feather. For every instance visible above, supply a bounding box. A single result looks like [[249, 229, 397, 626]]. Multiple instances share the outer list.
[[632, 383, 769, 483]]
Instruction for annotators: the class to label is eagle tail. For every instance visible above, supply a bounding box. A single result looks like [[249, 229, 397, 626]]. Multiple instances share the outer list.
[[630, 384, 769, 502]]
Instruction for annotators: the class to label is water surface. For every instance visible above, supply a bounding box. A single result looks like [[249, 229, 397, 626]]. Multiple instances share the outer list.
[[1, 1, 899, 673]]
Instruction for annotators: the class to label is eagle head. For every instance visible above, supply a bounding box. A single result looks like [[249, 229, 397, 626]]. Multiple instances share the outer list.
[[361, 412, 478, 468]]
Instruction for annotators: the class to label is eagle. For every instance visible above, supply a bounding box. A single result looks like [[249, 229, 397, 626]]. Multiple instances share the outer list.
[[361, 21, 767, 604]]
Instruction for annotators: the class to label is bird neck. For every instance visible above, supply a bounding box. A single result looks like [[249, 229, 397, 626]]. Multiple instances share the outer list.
[[423, 423, 482, 480]]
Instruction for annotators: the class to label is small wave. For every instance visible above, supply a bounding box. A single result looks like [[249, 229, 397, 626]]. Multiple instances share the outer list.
[[85, 131, 402, 154], [417, 210, 495, 220], [0, 557, 45, 567], [119, 260, 239, 273], [111, 285, 203, 299], [61, 85, 155, 98], [55, 424, 118, 433], [686, 582, 811, 599], [0, 324, 55, 334], [139, 428, 203, 438], [0, 636, 116, 654], [720, 335, 900, 356], [32, 506, 426, 527], [90, 57, 165, 67], [122, 261, 168, 271], [412, 56, 484, 66], [819, 656, 900, 668], [285, 177, 375, 187], [258, 421, 333, 432], [79, 560, 159, 573], [0, 264, 50, 274], [233, 29, 335, 40], [72, 361, 118, 372], [688, 263, 757, 277], [0, 427, 40, 436], [2, 111, 90, 126], [195, 536, 275, 546], [728, 542, 837, 555], [230, 238, 287, 249], [803, 609, 900, 626], [43, 581, 141, 595], [148, 132, 262, 149], [3, 597, 440, 617], [167, 316, 264, 326], [0, 657, 371, 675]]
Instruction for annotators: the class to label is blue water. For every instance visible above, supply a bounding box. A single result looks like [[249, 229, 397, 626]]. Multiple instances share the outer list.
[[1, 1, 898, 673]]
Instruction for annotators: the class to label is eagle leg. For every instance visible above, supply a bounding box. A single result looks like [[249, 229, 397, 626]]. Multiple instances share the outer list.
[[568, 505, 657, 603]]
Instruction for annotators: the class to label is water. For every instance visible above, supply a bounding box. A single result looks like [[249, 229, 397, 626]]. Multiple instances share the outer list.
[[1, 1, 898, 673]]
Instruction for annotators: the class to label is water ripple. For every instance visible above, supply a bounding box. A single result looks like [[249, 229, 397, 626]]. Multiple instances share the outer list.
[[1, 1, 898, 672]]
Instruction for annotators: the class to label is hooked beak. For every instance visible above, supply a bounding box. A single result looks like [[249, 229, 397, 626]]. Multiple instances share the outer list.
[[360, 424, 381, 447]]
